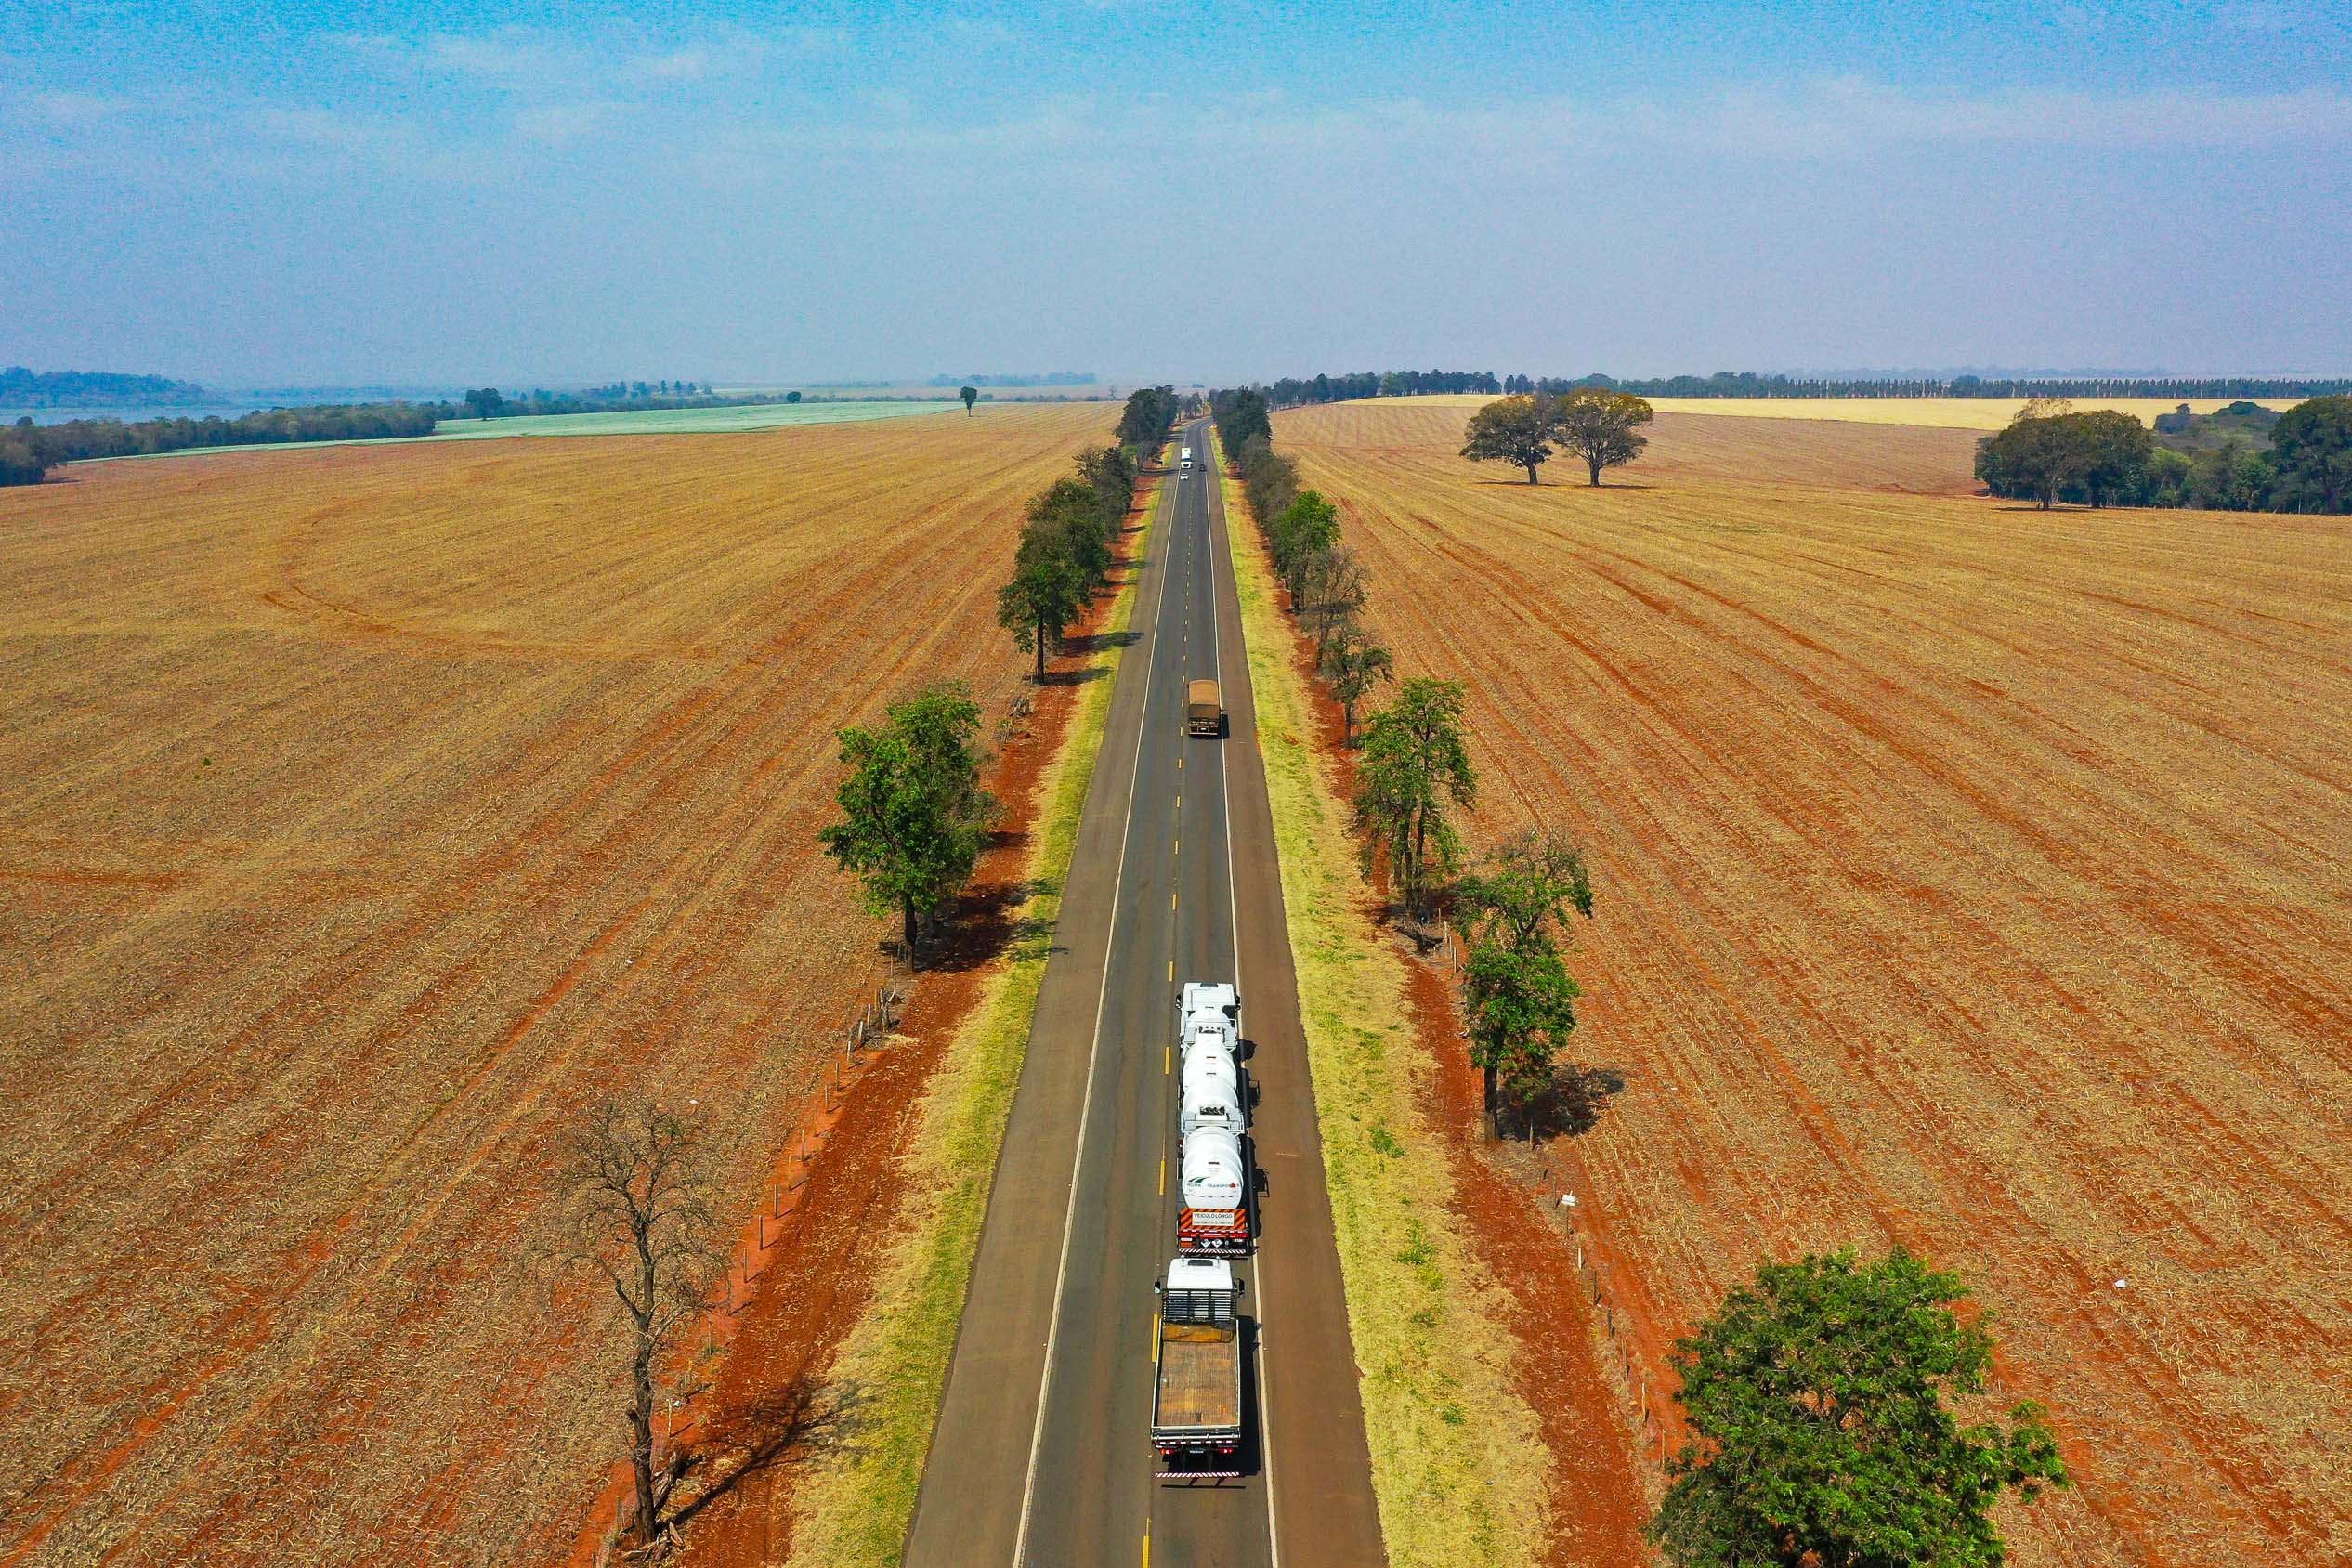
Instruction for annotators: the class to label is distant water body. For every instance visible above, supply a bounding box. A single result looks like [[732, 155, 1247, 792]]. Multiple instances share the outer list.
[[4, 402, 281, 426]]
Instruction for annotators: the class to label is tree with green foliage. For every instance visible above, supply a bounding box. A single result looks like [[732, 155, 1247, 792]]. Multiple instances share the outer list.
[[1457, 829, 1595, 1131], [1651, 1248, 2069, 1568], [2072, 409, 2154, 508], [1076, 444, 1139, 538], [960, 384, 979, 414], [1975, 400, 2093, 509], [1352, 677, 1477, 920], [1028, 475, 1116, 591], [2270, 394, 2352, 513], [1461, 934, 1582, 1131], [1553, 387, 1654, 485], [1211, 387, 1273, 455], [1318, 620, 1393, 746], [818, 683, 993, 962], [1269, 489, 1341, 608], [997, 528, 1088, 681], [786, 390, 802, 403], [1459, 393, 1557, 483], [462, 387, 505, 420], [1117, 385, 1179, 450]]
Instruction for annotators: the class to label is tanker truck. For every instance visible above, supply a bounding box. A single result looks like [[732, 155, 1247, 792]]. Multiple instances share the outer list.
[[1173, 981, 1252, 1253]]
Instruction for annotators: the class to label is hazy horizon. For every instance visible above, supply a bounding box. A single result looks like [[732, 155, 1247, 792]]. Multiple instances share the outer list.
[[8, 0, 2350, 386]]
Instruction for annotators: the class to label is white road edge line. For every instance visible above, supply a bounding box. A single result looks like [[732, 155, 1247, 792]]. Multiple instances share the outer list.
[[1206, 423, 1282, 1568], [1011, 450, 1169, 1566]]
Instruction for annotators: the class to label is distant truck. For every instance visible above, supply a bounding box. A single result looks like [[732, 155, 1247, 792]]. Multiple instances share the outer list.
[[1186, 679, 1223, 738], [1151, 1256, 1246, 1477]]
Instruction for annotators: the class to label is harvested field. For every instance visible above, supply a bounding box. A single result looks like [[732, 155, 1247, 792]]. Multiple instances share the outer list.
[[1277, 399, 2352, 1568], [0, 403, 1112, 1567], [1380, 391, 2298, 430]]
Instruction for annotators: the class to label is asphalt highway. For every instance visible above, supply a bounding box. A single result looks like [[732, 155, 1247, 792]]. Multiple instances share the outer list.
[[905, 420, 1384, 1568]]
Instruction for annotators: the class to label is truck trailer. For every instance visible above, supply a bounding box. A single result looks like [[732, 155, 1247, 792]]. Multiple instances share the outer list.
[[1152, 1256, 1246, 1477], [1186, 679, 1223, 738]]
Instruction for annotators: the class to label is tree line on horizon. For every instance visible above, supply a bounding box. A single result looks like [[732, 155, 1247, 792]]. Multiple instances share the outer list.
[[1249, 367, 2352, 412]]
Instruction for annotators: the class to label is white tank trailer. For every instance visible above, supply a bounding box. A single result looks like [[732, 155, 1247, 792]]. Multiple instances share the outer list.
[[1174, 981, 1251, 1254]]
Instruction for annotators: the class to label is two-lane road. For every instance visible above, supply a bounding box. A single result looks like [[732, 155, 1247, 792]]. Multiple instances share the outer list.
[[905, 421, 1383, 1567]]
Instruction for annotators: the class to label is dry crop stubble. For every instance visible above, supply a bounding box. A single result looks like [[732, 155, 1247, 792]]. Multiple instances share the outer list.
[[1276, 399, 2352, 1568], [0, 404, 1111, 1566]]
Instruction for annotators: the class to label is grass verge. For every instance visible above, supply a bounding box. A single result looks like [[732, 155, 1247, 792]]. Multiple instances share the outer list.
[[786, 478, 1166, 1566], [1212, 427, 1548, 1567]]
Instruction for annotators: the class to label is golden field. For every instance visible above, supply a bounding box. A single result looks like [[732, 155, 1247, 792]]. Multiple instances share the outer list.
[[1277, 399, 2352, 1568], [0, 404, 1110, 1566]]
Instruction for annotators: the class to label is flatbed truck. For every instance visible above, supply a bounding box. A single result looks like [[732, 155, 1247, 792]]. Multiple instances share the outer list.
[[1151, 1256, 1246, 1478]]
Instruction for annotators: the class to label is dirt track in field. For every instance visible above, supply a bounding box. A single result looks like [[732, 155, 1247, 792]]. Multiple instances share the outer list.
[[0, 405, 1110, 1567], [1278, 399, 2352, 1568]]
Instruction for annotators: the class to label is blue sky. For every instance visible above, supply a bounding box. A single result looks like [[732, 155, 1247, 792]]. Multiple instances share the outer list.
[[7, 0, 2350, 385]]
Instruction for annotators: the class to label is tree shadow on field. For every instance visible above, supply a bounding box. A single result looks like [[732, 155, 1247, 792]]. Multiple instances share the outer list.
[[1495, 1064, 1629, 1143], [664, 1378, 865, 1533], [1035, 664, 1109, 687]]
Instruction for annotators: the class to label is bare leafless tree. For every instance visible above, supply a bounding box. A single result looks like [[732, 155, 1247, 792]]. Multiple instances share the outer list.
[[557, 1099, 728, 1550], [1302, 547, 1366, 659]]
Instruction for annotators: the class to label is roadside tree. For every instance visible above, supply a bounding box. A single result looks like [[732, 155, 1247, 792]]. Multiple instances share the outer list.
[[1352, 677, 1477, 920], [1462, 933, 1583, 1131], [1651, 1247, 2069, 1568], [1270, 490, 1341, 608], [1553, 387, 1654, 486], [1457, 829, 1596, 1131], [997, 530, 1087, 681], [1319, 621, 1394, 746], [1459, 393, 1557, 483], [819, 682, 993, 961], [1300, 545, 1366, 659], [556, 1100, 727, 1551]]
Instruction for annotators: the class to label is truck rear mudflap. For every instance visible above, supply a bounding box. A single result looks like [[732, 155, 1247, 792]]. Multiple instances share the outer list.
[[1153, 1436, 1244, 1479]]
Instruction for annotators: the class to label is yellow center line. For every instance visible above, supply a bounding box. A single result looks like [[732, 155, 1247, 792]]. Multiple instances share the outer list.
[[1165, 1044, 1171, 1073], [1168, 959, 1174, 981], [1152, 1311, 1161, 1365], [1143, 1531, 1152, 1568], [1171, 892, 1178, 910], [1158, 1154, 1167, 1194]]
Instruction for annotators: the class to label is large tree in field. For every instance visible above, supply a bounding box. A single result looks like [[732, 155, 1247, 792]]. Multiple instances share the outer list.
[[2270, 394, 2352, 512], [960, 385, 978, 414], [819, 682, 993, 961], [1352, 677, 1477, 919], [1976, 401, 2092, 509], [1553, 387, 1653, 486], [1651, 1248, 2068, 1568], [556, 1100, 727, 1551], [1459, 393, 1557, 483]]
